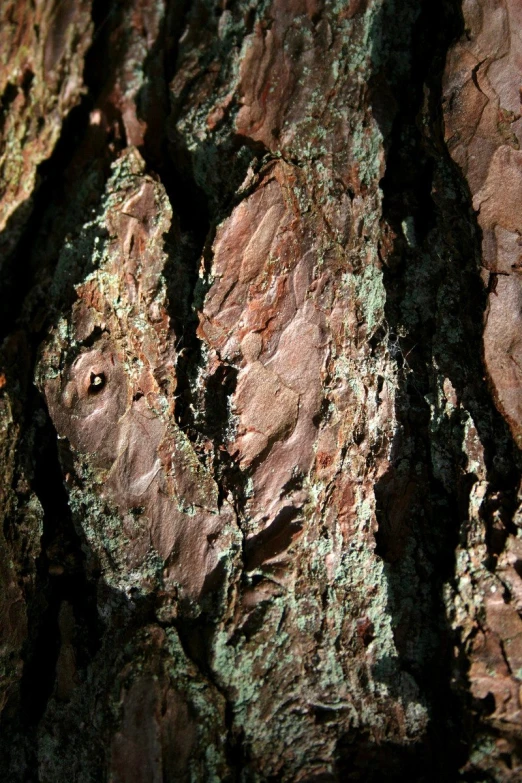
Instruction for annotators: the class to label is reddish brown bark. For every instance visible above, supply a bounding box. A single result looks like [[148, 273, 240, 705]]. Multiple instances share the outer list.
[[1, 0, 522, 781]]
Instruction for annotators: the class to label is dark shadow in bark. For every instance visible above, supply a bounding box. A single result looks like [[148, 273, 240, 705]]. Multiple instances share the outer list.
[[336, 727, 436, 783], [0, 6, 131, 779], [0, 0, 130, 344], [0, 105, 106, 342], [21, 414, 100, 720], [353, 0, 521, 778], [132, 0, 260, 525], [0, 406, 103, 779], [140, 134, 259, 783], [0, 3, 167, 778]]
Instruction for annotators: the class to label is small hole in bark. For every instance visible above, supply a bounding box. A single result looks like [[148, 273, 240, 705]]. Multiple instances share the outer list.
[[88, 372, 105, 393], [207, 532, 220, 547]]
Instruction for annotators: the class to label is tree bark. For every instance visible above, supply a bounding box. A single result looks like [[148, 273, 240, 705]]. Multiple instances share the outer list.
[[1, 0, 521, 780]]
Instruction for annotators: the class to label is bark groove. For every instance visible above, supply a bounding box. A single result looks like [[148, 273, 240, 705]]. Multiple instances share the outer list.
[[1, 1, 522, 781]]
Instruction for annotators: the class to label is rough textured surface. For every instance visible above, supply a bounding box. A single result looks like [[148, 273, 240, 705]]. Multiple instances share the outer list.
[[442, 1, 522, 777], [1, 0, 522, 780], [444, 0, 522, 448], [0, 0, 92, 250], [38, 149, 238, 607]]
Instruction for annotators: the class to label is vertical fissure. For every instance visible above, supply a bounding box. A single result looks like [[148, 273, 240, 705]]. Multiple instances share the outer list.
[[369, 0, 515, 774]]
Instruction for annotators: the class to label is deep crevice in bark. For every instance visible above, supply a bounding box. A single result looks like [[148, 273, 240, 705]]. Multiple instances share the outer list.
[[20, 402, 100, 721], [98, 4, 253, 773], [368, 0, 500, 777], [0, 1, 127, 342], [0, 4, 141, 776], [369, 0, 522, 776]]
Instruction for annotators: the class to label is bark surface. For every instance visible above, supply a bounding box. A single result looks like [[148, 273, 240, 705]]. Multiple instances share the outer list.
[[1, 0, 521, 781]]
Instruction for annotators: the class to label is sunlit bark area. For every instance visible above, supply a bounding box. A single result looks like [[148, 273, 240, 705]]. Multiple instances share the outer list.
[[1, 1, 522, 780]]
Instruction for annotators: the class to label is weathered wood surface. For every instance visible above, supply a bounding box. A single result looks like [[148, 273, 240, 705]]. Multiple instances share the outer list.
[[1, 0, 522, 780]]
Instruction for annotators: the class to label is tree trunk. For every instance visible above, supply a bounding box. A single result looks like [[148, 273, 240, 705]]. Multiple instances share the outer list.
[[1, 0, 521, 780]]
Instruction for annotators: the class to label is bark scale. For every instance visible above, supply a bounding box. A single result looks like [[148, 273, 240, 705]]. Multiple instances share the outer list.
[[0, 0, 521, 781]]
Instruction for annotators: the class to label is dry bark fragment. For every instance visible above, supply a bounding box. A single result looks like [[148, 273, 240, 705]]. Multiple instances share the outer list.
[[37, 147, 239, 606]]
